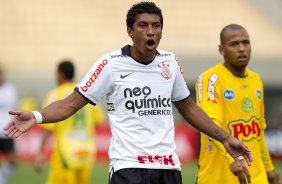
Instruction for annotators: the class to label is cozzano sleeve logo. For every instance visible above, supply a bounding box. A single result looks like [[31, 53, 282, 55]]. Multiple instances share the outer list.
[[80, 59, 108, 92], [228, 116, 261, 142]]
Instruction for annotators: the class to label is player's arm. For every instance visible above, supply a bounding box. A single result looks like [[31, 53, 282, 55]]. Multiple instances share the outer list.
[[174, 96, 253, 165], [34, 128, 52, 173], [39, 91, 87, 122], [4, 91, 87, 138], [259, 83, 280, 184], [209, 119, 251, 183], [261, 130, 280, 184]]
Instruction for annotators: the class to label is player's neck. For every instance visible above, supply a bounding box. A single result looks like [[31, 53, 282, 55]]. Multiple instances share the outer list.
[[130, 46, 155, 64], [223, 63, 246, 77]]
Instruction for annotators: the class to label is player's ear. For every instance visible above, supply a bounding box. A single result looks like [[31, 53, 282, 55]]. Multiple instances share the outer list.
[[219, 44, 224, 56], [127, 27, 133, 39]]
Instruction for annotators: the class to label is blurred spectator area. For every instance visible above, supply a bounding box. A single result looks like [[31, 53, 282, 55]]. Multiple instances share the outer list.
[[0, 0, 281, 102]]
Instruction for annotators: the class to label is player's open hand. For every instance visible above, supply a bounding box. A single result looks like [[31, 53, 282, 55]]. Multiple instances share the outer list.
[[222, 135, 253, 166], [230, 159, 251, 184], [4, 110, 36, 138]]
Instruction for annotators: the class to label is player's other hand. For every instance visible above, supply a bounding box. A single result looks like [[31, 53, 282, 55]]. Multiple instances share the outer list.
[[267, 170, 280, 184], [4, 110, 36, 138], [34, 153, 45, 173], [222, 135, 253, 166], [230, 160, 251, 184]]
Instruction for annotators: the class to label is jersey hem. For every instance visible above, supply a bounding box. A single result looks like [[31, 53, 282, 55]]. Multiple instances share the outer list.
[[110, 164, 181, 173], [74, 87, 96, 105], [172, 95, 190, 103]]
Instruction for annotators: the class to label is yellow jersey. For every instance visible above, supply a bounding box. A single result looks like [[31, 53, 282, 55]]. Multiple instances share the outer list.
[[195, 64, 274, 184], [40, 82, 104, 169]]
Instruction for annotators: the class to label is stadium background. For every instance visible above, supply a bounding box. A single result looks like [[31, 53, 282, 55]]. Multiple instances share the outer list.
[[1, 0, 282, 183]]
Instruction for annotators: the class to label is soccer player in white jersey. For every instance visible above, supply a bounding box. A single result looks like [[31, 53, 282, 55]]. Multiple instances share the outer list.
[[4, 2, 253, 184]]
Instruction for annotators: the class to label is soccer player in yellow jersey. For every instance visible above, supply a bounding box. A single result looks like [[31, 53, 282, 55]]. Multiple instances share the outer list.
[[195, 24, 280, 184], [34, 61, 104, 184]]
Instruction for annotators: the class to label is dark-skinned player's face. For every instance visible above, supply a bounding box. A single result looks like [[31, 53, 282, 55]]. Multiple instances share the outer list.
[[219, 29, 251, 75], [127, 13, 162, 62]]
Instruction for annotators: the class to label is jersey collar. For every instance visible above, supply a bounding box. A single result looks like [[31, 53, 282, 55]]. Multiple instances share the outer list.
[[121, 45, 160, 65]]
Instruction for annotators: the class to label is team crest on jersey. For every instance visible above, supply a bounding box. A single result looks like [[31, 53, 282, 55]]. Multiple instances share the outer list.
[[224, 89, 235, 100], [242, 97, 254, 113], [158, 62, 172, 80], [256, 89, 261, 99], [228, 116, 261, 142]]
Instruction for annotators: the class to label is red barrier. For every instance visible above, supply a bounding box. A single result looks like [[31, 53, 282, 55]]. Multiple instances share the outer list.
[[14, 122, 199, 164]]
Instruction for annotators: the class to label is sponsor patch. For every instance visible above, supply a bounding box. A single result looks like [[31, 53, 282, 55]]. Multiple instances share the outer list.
[[256, 89, 261, 99], [80, 59, 108, 92], [208, 74, 218, 103], [228, 116, 261, 142], [138, 154, 175, 166], [120, 72, 133, 79], [123, 86, 171, 116], [107, 103, 115, 111], [224, 89, 235, 100], [240, 84, 248, 89]]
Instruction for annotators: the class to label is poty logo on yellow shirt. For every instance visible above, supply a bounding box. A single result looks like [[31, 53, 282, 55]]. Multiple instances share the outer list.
[[228, 116, 261, 142]]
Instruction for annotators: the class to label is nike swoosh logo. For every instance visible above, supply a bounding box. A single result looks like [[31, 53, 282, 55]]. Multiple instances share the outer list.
[[120, 72, 133, 79]]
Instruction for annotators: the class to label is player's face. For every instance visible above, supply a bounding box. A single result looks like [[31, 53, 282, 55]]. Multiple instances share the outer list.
[[219, 29, 251, 75], [127, 13, 162, 63]]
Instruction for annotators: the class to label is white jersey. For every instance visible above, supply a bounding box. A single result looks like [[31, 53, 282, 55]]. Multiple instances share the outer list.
[[0, 82, 18, 138], [76, 45, 190, 172]]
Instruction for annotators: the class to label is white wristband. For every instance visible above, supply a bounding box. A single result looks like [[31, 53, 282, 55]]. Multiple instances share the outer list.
[[32, 111, 43, 124]]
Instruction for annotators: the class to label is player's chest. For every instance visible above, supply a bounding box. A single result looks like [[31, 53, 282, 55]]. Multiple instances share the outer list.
[[219, 79, 262, 113], [111, 62, 177, 93]]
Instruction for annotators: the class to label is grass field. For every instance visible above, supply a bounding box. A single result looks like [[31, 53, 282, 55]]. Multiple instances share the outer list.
[[7, 161, 282, 184]]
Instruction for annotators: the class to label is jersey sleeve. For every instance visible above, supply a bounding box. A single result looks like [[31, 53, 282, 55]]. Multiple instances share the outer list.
[[76, 56, 112, 105], [171, 59, 190, 102], [196, 73, 223, 124], [260, 130, 275, 171], [210, 119, 235, 164], [196, 73, 234, 163], [260, 80, 267, 130]]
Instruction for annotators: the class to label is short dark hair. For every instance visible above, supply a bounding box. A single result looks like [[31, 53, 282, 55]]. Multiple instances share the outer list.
[[126, 1, 163, 29], [58, 60, 75, 80], [220, 24, 246, 44]]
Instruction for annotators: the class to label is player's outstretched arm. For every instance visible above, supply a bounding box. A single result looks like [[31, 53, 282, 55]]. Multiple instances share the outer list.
[[4, 91, 87, 138], [174, 96, 253, 165]]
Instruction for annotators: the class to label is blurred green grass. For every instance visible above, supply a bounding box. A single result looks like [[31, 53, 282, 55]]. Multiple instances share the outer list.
[[7, 161, 282, 184]]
